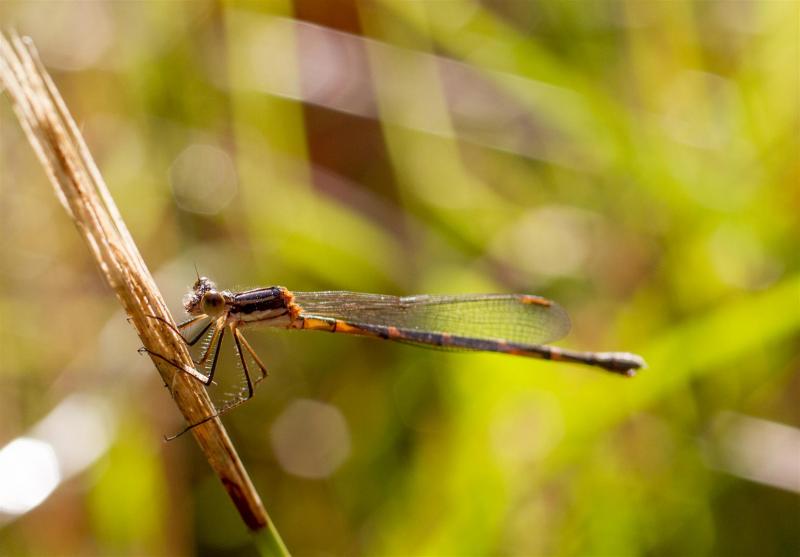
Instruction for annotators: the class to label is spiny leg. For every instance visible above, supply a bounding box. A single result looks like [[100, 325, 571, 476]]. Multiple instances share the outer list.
[[234, 328, 269, 382], [194, 321, 223, 370], [164, 328, 266, 440], [152, 325, 229, 440], [164, 412, 220, 441], [143, 314, 208, 345], [163, 388, 254, 441], [184, 320, 213, 347], [148, 314, 219, 359], [147, 325, 230, 441], [199, 325, 225, 386], [232, 326, 255, 400], [137, 347, 211, 385], [140, 318, 247, 440], [151, 315, 212, 347], [143, 322, 224, 387], [167, 324, 225, 398], [165, 328, 253, 440], [178, 314, 207, 331]]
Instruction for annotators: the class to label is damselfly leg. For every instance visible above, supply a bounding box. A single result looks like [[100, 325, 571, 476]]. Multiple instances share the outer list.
[[141, 313, 270, 439]]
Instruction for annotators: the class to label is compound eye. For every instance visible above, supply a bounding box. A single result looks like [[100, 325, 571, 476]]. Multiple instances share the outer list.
[[201, 292, 225, 315]]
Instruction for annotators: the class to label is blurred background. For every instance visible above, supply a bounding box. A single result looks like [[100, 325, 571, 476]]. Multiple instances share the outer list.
[[1, 1, 798, 556]]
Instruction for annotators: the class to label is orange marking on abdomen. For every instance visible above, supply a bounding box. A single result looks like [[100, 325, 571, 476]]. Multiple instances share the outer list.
[[494, 340, 517, 354], [519, 295, 552, 307], [333, 320, 361, 334], [504, 344, 530, 356], [302, 316, 337, 331], [549, 347, 562, 361]]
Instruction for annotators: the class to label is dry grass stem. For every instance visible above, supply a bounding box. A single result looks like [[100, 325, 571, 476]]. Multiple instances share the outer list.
[[0, 32, 285, 548]]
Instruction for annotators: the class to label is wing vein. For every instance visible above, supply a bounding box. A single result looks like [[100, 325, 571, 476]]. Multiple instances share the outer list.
[[292, 291, 570, 345]]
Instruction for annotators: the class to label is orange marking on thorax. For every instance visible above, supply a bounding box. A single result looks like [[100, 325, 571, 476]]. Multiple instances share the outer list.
[[282, 287, 303, 322], [519, 295, 552, 307]]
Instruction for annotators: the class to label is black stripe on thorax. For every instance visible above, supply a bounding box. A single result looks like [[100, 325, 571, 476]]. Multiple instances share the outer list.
[[231, 287, 287, 314]]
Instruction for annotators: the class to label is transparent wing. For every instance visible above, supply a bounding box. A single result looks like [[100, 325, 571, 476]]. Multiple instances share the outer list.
[[292, 292, 571, 345]]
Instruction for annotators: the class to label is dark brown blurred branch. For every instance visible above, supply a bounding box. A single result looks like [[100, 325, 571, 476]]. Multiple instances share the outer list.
[[0, 32, 287, 552]]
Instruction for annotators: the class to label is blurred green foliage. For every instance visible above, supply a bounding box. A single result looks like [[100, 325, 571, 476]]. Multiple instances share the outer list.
[[1, 1, 797, 556]]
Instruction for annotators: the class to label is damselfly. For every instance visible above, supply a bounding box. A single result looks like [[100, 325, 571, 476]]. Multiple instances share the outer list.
[[150, 277, 645, 436]]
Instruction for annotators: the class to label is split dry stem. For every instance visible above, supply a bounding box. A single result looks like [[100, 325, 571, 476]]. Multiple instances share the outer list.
[[0, 32, 287, 552]]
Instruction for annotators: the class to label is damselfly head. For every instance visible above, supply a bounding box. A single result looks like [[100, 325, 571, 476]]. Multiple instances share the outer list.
[[183, 276, 218, 315]]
